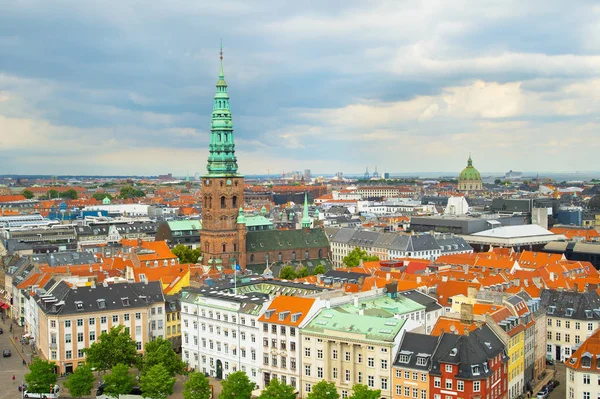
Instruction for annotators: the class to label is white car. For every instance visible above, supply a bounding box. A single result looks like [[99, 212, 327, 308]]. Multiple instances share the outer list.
[[22, 385, 60, 399]]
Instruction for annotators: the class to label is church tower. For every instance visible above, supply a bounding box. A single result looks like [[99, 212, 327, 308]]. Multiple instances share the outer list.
[[200, 46, 246, 270]]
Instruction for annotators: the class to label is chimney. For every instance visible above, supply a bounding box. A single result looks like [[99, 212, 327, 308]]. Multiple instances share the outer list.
[[513, 278, 520, 287], [574, 282, 579, 292], [353, 296, 359, 308], [523, 279, 529, 287], [467, 286, 478, 299], [460, 303, 474, 324], [386, 273, 391, 281]]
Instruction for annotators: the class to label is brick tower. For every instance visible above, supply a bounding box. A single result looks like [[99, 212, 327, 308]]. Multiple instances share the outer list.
[[200, 46, 246, 270]]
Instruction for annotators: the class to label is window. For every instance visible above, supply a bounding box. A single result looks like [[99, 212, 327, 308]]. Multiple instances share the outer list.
[[445, 364, 452, 372], [333, 349, 338, 359], [576, 335, 581, 344], [368, 376, 374, 387], [358, 372, 363, 383], [342, 391, 348, 399], [565, 334, 570, 343], [576, 322, 581, 330], [305, 365, 311, 376], [583, 393, 590, 399], [345, 369, 351, 381], [434, 378, 441, 388], [566, 320, 571, 328], [589, 323, 594, 331], [396, 385, 402, 396], [90, 331, 96, 341], [305, 348, 311, 357], [78, 349, 84, 358], [556, 320, 561, 328], [381, 378, 388, 390], [457, 381, 464, 391], [136, 312, 141, 320], [405, 387, 410, 397], [583, 374, 590, 384], [421, 373, 426, 382], [412, 388, 418, 398], [89, 317, 95, 326], [101, 316, 107, 324], [381, 359, 388, 370], [124, 313, 130, 321], [404, 371, 410, 379], [137, 342, 142, 350], [333, 368, 338, 379], [547, 332, 552, 340], [473, 381, 480, 392], [345, 352, 351, 361], [317, 349, 323, 359], [77, 332, 84, 342], [65, 334, 72, 343], [306, 384, 312, 393], [368, 357, 374, 367], [412, 372, 418, 380], [358, 353, 362, 363], [77, 319, 83, 326], [445, 379, 452, 389], [65, 320, 71, 328], [420, 390, 426, 399], [66, 350, 72, 359]]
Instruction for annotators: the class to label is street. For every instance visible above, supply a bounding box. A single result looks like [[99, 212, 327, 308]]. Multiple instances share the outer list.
[[0, 319, 29, 399], [548, 363, 566, 399]]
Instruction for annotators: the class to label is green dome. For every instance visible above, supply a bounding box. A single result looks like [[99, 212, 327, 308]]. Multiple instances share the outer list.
[[459, 155, 481, 181]]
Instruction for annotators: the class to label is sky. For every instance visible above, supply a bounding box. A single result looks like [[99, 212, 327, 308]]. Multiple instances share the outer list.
[[1, 0, 600, 177]]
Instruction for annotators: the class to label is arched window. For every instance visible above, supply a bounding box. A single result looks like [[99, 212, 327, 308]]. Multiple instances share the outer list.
[[250, 254, 254, 263], [318, 249, 323, 258], [218, 133, 222, 142], [205, 242, 209, 253], [233, 243, 237, 252], [292, 251, 296, 261], [232, 196, 237, 208], [221, 196, 226, 209], [278, 252, 282, 262], [222, 243, 226, 253], [305, 250, 309, 260]]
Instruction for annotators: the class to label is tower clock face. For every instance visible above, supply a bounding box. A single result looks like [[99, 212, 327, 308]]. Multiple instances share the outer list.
[[227, 179, 232, 186]]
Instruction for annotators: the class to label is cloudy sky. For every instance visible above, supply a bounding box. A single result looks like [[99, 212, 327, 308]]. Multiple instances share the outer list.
[[1, 0, 600, 176]]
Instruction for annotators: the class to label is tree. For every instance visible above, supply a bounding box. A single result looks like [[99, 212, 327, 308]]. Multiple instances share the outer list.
[[102, 363, 136, 398], [140, 336, 185, 377], [183, 372, 212, 399], [60, 189, 78, 199], [22, 189, 34, 199], [64, 364, 96, 398], [494, 179, 502, 185], [279, 265, 297, 280], [119, 185, 146, 199], [342, 247, 379, 267], [258, 378, 296, 399], [348, 384, 381, 399], [219, 371, 255, 399], [140, 364, 176, 399], [297, 267, 310, 278], [44, 189, 59, 199], [24, 358, 58, 394], [83, 325, 138, 372], [307, 381, 339, 399], [172, 244, 202, 264], [92, 192, 113, 201], [312, 264, 326, 275]]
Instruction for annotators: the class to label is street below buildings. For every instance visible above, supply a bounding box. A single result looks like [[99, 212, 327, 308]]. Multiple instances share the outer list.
[[0, 317, 30, 399], [548, 363, 566, 399]]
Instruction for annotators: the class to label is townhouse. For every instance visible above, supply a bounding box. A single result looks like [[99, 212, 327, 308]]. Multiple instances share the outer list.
[[35, 280, 165, 374], [540, 289, 600, 362], [566, 329, 600, 399], [392, 333, 438, 399], [259, 296, 324, 392], [300, 292, 424, 399], [165, 295, 181, 353]]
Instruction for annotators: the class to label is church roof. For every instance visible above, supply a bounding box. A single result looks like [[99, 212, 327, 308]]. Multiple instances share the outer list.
[[246, 228, 329, 253], [459, 155, 482, 181]]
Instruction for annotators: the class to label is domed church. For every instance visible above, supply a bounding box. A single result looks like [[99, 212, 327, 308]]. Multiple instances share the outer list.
[[458, 154, 483, 191]]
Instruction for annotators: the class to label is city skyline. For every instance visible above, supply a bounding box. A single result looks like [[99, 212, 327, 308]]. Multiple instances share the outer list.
[[1, 1, 600, 175]]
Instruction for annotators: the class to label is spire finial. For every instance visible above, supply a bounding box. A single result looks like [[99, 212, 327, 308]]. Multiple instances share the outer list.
[[220, 39, 223, 61]]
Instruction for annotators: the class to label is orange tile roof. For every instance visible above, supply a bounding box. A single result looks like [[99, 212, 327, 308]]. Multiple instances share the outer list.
[[0, 195, 27, 202], [566, 328, 600, 370], [431, 316, 479, 336], [550, 227, 600, 241], [436, 281, 482, 307], [258, 296, 316, 327]]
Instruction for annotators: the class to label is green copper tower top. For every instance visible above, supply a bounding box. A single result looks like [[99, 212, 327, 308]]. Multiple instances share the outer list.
[[205, 44, 241, 177], [301, 192, 311, 228]]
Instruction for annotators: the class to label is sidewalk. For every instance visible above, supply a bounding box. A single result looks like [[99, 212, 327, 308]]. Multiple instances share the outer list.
[[4, 317, 36, 365]]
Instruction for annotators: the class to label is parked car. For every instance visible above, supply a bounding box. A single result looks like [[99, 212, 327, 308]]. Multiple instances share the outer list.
[[0, 327, 3, 334], [2, 349, 11, 357], [537, 389, 549, 399], [546, 358, 556, 365], [546, 382, 554, 392]]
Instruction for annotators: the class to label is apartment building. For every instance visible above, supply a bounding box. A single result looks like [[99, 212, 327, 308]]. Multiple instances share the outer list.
[[392, 333, 438, 399], [258, 296, 323, 392], [180, 288, 270, 386], [35, 280, 165, 374], [540, 289, 600, 362], [566, 329, 600, 399], [300, 293, 423, 399], [165, 295, 181, 353]]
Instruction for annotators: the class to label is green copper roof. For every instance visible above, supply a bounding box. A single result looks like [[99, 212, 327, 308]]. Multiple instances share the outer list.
[[246, 229, 329, 253], [167, 220, 202, 231], [237, 206, 247, 224], [245, 215, 272, 228], [459, 154, 481, 181], [301, 192, 311, 228], [205, 46, 241, 177]]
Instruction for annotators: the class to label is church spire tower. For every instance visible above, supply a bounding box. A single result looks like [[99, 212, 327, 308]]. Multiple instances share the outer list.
[[200, 45, 246, 270], [301, 192, 311, 229], [206, 43, 239, 176]]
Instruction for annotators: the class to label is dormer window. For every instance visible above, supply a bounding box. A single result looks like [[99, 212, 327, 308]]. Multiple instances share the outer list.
[[582, 354, 592, 368], [97, 299, 106, 309], [565, 308, 574, 317], [122, 297, 130, 307], [450, 348, 458, 356], [291, 312, 302, 322], [547, 306, 556, 315], [472, 365, 480, 375], [279, 311, 290, 321], [265, 310, 275, 319], [585, 310, 593, 319], [399, 354, 410, 363], [416, 356, 427, 366], [75, 301, 84, 311]]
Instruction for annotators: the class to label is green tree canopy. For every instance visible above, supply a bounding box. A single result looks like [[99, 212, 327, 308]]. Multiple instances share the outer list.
[[119, 185, 146, 199], [342, 247, 379, 267], [44, 189, 59, 199], [92, 192, 113, 201], [219, 371, 255, 399], [64, 364, 96, 398], [279, 265, 297, 280], [183, 372, 212, 399], [312, 264, 326, 275], [172, 244, 202, 264], [297, 267, 310, 278], [83, 325, 138, 372], [348, 384, 381, 399], [307, 381, 339, 399], [60, 189, 78, 199], [140, 364, 176, 399], [102, 363, 136, 398], [24, 358, 58, 394], [258, 378, 296, 399], [140, 336, 185, 377], [22, 189, 34, 199], [494, 179, 502, 185]]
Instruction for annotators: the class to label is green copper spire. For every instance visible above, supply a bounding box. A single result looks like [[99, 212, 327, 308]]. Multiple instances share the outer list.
[[205, 44, 240, 177], [301, 192, 311, 228], [467, 153, 473, 167], [237, 206, 246, 224]]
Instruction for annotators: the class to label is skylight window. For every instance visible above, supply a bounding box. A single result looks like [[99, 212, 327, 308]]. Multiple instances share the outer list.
[[97, 299, 106, 309], [122, 297, 130, 307], [75, 301, 84, 311]]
